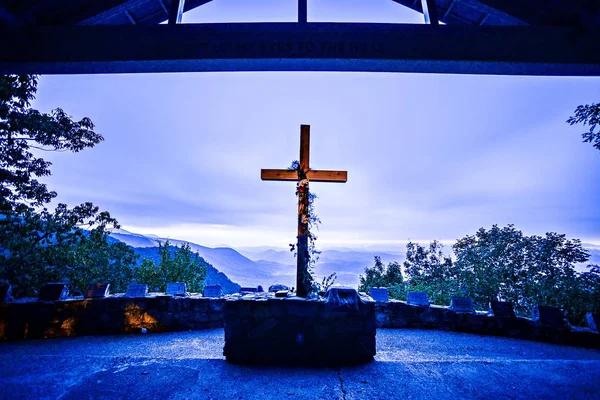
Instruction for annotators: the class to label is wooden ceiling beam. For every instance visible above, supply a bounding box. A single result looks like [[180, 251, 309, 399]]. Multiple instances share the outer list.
[[1, 22, 599, 76]]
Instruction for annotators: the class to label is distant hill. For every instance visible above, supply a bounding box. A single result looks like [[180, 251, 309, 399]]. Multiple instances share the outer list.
[[112, 230, 600, 289], [239, 248, 405, 287], [152, 240, 286, 288], [583, 244, 600, 271], [111, 232, 156, 248], [111, 231, 286, 287], [132, 246, 240, 294]]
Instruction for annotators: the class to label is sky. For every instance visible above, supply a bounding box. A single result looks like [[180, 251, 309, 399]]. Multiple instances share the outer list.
[[33, 0, 600, 249]]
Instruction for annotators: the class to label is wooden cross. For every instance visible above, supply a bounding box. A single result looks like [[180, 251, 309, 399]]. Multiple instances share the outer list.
[[261, 125, 347, 297]]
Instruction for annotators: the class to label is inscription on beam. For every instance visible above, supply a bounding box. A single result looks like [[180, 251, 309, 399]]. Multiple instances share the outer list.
[[196, 41, 386, 57]]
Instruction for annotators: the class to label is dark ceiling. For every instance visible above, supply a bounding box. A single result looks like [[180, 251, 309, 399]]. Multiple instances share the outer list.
[[0, 0, 598, 27]]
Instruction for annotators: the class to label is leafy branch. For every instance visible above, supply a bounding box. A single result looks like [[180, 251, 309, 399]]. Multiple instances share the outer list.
[[567, 102, 600, 152]]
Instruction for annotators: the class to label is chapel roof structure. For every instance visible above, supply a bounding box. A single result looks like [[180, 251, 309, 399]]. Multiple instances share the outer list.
[[0, 0, 598, 27]]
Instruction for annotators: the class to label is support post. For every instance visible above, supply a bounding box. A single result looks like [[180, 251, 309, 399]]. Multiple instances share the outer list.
[[168, 0, 185, 25], [421, 0, 439, 25], [298, 0, 307, 24]]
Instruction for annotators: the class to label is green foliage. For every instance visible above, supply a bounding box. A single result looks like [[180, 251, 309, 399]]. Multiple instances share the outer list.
[[404, 241, 456, 305], [135, 241, 207, 293], [132, 246, 240, 294], [313, 272, 338, 293], [359, 256, 405, 300], [358, 225, 600, 325], [67, 231, 137, 294], [0, 74, 135, 297], [0, 204, 137, 297], [287, 160, 334, 295], [567, 102, 600, 152], [452, 225, 592, 321], [0, 75, 103, 209]]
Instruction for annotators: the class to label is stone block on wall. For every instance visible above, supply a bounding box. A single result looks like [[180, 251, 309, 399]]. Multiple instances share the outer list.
[[223, 292, 376, 366], [587, 312, 599, 333], [490, 301, 516, 319], [369, 287, 389, 303], [38, 283, 68, 302], [125, 284, 148, 298], [0, 285, 13, 303], [84, 283, 110, 299], [532, 305, 567, 329], [449, 297, 475, 314], [407, 291, 429, 307]]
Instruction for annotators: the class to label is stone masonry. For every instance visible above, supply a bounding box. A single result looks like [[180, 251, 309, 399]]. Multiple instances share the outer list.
[[1, 294, 598, 350], [223, 292, 376, 366], [0, 294, 223, 340]]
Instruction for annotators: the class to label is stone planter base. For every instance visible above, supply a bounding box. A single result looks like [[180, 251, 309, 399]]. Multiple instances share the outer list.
[[223, 291, 376, 366]]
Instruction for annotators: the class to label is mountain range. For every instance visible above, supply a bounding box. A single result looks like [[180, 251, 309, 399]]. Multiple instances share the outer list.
[[110, 230, 600, 290], [110, 230, 403, 288]]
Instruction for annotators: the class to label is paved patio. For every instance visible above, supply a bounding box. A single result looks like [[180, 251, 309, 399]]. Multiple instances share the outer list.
[[1, 329, 599, 399]]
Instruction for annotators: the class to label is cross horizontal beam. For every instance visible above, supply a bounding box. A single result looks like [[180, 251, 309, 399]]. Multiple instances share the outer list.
[[261, 169, 297, 181], [261, 169, 347, 183], [308, 170, 347, 182], [1, 23, 599, 76]]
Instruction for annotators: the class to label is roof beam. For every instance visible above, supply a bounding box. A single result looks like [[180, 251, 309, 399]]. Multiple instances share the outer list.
[[421, 0, 439, 25], [168, 0, 185, 24], [124, 10, 137, 24], [80, 0, 213, 25], [0, 23, 599, 76], [443, 0, 456, 20], [0, 4, 21, 26], [465, 0, 594, 26], [390, 0, 525, 25], [157, 0, 169, 16]]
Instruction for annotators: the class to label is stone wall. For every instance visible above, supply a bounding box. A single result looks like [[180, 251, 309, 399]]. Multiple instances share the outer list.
[[374, 300, 600, 349], [0, 295, 224, 340], [223, 295, 376, 365], [1, 295, 598, 351]]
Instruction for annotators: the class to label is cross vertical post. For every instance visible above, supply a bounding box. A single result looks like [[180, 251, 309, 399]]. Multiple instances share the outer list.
[[261, 125, 347, 297], [296, 125, 311, 297]]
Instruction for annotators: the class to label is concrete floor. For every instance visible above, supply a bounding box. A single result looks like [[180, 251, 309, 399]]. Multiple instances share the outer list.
[[1, 329, 599, 400]]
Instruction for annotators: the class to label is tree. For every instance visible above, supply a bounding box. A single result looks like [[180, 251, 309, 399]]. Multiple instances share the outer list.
[[520, 232, 590, 320], [66, 230, 137, 294], [0, 74, 135, 297], [452, 225, 595, 322], [567, 103, 600, 152], [136, 241, 207, 293], [0, 202, 135, 297], [571, 265, 600, 323], [0, 75, 103, 210], [359, 256, 405, 299], [453, 225, 529, 309], [359, 226, 600, 325], [404, 241, 456, 305]]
